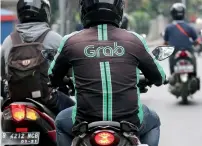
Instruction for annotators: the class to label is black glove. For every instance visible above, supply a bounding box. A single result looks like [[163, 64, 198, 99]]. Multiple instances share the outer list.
[[139, 87, 148, 93], [48, 74, 62, 88]]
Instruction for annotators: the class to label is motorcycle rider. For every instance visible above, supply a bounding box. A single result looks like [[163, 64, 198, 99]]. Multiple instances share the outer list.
[[49, 0, 166, 146], [1, 0, 75, 114], [164, 3, 200, 75]]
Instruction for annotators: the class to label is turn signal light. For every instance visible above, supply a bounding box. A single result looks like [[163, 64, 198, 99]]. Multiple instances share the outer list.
[[94, 131, 115, 146], [26, 108, 38, 120]]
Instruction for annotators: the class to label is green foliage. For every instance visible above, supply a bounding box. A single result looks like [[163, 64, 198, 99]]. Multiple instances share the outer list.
[[129, 11, 151, 33], [49, 0, 59, 25]]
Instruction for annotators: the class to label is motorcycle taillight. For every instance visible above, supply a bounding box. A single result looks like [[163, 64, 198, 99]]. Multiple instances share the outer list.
[[26, 108, 39, 121], [94, 131, 115, 146], [179, 51, 188, 57], [10, 105, 26, 122]]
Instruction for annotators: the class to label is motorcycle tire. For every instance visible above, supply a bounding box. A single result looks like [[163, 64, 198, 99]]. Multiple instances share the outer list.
[[182, 95, 188, 104]]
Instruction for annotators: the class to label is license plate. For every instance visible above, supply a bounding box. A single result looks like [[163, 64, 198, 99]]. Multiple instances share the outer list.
[[1, 132, 40, 145], [174, 65, 194, 73]]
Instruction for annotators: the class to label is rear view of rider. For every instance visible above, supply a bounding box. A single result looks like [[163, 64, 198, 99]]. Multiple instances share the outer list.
[[1, 0, 74, 114], [49, 0, 166, 146], [164, 3, 200, 75]]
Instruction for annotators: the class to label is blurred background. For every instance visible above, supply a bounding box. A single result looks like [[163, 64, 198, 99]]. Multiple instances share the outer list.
[[1, 1, 202, 146], [2, 0, 202, 43]]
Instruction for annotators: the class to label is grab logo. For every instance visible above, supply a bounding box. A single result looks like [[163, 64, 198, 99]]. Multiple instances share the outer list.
[[84, 42, 125, 58]]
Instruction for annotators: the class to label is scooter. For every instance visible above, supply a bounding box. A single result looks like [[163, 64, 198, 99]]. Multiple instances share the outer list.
[[169, 49, 200, 104], [1, 50, 74, 146]]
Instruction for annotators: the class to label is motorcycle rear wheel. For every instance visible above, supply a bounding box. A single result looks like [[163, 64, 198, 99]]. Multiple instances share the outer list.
[[182, 96, 188, 104]]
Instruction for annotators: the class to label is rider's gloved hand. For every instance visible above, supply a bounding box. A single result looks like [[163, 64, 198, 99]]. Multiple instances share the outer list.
[[139, 87, 148, 93], [163, 79, 169, 85], [48, 74, 60, 88]]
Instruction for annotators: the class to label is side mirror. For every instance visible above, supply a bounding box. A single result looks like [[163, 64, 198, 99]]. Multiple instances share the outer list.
[[152, 46, 175, 61], [41, 49, 57, 62]]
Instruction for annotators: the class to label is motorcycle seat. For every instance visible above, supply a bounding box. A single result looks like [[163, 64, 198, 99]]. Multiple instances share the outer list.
[[88, 121, 120, 129], [89, 121, 139, 132], [72, 121, 139, 136]]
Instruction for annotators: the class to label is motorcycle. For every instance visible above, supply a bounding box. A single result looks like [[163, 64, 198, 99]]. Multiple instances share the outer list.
[[70, 45, 175, 146], [169, 49, 200, 104], [1, 49, 74, 146]]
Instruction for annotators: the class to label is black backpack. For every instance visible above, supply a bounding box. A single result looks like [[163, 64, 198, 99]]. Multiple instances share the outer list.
[[7, 30, 50, 101]]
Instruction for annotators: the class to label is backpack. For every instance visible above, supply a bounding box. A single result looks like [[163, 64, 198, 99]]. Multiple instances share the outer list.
[[7, 29, 50, 101]]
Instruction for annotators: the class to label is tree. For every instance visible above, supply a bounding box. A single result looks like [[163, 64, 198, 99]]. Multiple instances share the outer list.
[[49, 0, 59, 25]]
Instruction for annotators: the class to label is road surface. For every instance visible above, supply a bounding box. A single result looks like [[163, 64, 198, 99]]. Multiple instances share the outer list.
[[1, 48, 202, 146], [141, 54, 202, 146]]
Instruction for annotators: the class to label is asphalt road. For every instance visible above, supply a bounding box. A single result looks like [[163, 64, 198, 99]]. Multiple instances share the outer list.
[[141, 53, 202, 146], [1, 48, 202, 146]]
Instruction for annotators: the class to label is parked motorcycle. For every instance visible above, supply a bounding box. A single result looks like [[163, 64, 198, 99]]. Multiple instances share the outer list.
[[1, 49, 74, 146], [70, 46, 175, 146], [169, 49, 200, 104]]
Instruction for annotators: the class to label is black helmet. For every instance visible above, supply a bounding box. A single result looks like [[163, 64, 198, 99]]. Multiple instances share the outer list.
[[79, 0, 124, 28], [170, 3, 186, 20], [120, 13, 129, 29], [17, 0, 51, 24]]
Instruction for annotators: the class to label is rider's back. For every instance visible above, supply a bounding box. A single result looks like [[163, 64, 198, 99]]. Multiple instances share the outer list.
[[164, 21, 197, 50], [62, 24, 163, 127]]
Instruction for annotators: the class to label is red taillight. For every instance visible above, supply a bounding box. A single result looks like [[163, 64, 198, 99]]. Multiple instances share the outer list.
[[11, 105, 26, 122], [179, 51, 188, 57], [94, 131, 115, 146], [16, 128, 28, 132]]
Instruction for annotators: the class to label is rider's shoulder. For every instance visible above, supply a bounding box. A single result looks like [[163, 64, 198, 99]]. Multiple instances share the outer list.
[[60, 30, 85, 47], [166, 23, 175, 29], [44, 30, 62, 42], [127, 31, 145, 41]]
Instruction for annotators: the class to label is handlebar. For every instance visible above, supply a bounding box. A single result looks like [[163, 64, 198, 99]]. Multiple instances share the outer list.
[[138, 75, 168, 93]]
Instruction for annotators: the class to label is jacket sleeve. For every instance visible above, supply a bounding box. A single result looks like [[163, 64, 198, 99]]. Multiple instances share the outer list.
[[1, 36, 12, 80], [130, 32, 166, 86], [1, 47, 5, 80], [43, 31, 63, 50], [48, 36, 71, 87]]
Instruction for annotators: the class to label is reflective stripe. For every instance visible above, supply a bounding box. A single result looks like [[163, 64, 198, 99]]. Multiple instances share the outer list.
[[71, 68, 77, 123], [98, 25, 112, 120], [98, 25, 103, 41], [136, 68, 143, 123], [100, 62, 108, 120], [105, 62, 113, 121], [103, 24, 108, 41]]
